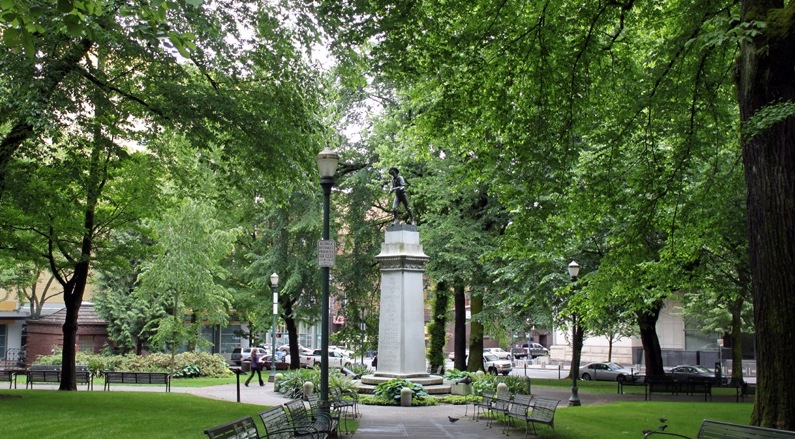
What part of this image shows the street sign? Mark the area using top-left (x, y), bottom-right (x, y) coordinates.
top-left (318, 240), bottom-right (336, 267)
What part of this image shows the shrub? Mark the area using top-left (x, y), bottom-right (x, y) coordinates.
top-left (32, 351), bottom-right (232, 378)
top-left (347, 363), bottom-right (371, 376)
top-left (373, 379), bottom-right (429, 402)
top-left (275, 368), bottom-right (357, 398)
top-left (470, 373), bottom-right (531, 395)
top-left (438, 394), bottom-right (481, 405)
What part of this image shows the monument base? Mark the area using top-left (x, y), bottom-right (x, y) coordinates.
top-left (356, 373), bottom-right (451, 395)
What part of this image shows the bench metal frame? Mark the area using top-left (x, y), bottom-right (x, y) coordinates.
top-left (203, 416), bottom-right (260, 439)
top-left (26, 365), bottom-right (93, 390)
top-left (103, 371), bottom-right (171, 392)
top-left (644, 419), bottom-right (795, 439)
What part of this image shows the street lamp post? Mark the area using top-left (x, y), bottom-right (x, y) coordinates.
top-left (270, 272), bottom-right (279, 383)
top-left (567, 260), bottom-right (581, 407)
top-left (316, 147), bottom-right (339, 409)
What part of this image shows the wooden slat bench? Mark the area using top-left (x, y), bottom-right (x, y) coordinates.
top-left (306, 394), bottom-right (343, 435)
top-left (645, 376), bottom-right (680, 400)
top-left (644, 376), bottom-right (712, 401)
top-left (524, 397), bottom-right (560, 435)
top-left (681, 378), bottom-right (712, 401)
top-left (644, 419), bottom-right (795, 438)
top-left (258, 405), bottom-right (320, 439)
top-left (503, 394), bottom-right (536, 437)
top-left (26, 365), bottom-right (93, 390)
top-left (103, 371), bottom-right (171, 392)
top-left (203, 416), bottom-right (260, 439)
top-left (1, 369), bottom-right (20, 389)
top-left (283, 398), bottom-right (333, 439)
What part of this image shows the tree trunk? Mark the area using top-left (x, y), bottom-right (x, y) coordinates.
top-left (453, 284), bottom-right (467, 371)
top-left (568, 316), bottom-right (584, 380)
top-left (59, 259), bottom-right (90, 391)
top-left (607, 332), bottom-right (614, 363)
top-left (427, 281), bottom-right (449, 372)
top-left (636, 301), bottom-right (665, 377)
top-left (728, 296), bottom-right (744, 386)
top-left (467, 291), bottom-right (483, 373)
top-left (284, 299), bottom-right (300, 370)
top-left (739, 0), bottom-right (795, 429)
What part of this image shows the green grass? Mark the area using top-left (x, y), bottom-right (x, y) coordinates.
top-left (0, 390), bottom-right (263, 438)
top-left (523, 401), bottom-right (753, 438)
top-left (530, 378), bottom-right (742, 398)
top-left (170, 376), bottom-right (239, 387)
top-left (0, 387), bottom-right (751, 439)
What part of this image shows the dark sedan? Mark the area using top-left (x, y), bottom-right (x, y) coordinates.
top-left (668, 365), bottom-right (722, 383)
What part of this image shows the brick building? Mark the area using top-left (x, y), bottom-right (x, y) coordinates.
top-left (24, 304), bottom-right (109, 365)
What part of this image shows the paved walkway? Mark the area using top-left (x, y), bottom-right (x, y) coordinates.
top-left (181, 380), bottom-right (649, 438)
top-left (35, 377), bottom-right (740, 437)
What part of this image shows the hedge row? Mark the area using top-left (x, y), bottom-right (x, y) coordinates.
top-left (33, 351), bottom-right (233, 378)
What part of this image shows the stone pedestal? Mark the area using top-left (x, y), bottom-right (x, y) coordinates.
top-left (359, 224), bottom-right (448, 393)
top-left (373, 224), bottom-right (429, 376)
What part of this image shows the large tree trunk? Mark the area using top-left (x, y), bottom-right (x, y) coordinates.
top-left (466, 291), bottom-right (484, 373)
top-left (728, 296), bottom-right (745, 386)
top-left (568, 316), bottom-right (584, 380)
top-left (427, 281), bottom-right (449, 373)
top-left (284, 299), bottom-right (300, 370)
top-left (453, 284), bottom-right (467, 371)
top-left (738, 0), bottom-right (795, 429)
top-left (636, 301), bottom-right (665, 377)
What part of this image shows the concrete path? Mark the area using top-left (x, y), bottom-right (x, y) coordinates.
top-left (181, 381), bottom-right (645, 438)
top-left (32, 376), bottom-right (739, 437)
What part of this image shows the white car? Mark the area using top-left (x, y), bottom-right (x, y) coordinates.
top-left (311, 349), bottom-right (352, 369)
top-left (483, 347), bottom-right (512, 360)
top-left (329, 345), bottom-right (355, 357)
top-left (482, 354), bottom-right (513, 376)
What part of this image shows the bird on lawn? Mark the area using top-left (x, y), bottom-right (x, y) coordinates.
top-left (659, 418), bottom-right (668, 423)
top-left (659, 425), bottom-right (668, 431)
top-left (448, 416), bottom-right (459, 423)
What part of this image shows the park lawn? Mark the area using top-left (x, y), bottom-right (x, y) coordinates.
top-left (531, 401), bottom-right (753, 438)
top-left (1, 389), bottom-right (753, 439)
top-left (530, 378), bottom-right (742, 398)
top-left (0, 390), bottom-right (264, 438)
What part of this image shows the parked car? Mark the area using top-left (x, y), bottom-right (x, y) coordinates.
top-left (578, 362), bottom-right (634, 382)
top-left (668, 365), bottom-right (722, 383)
top-left (329, 345), bottom-right (355, 357)
top-left (513, 343), bottom-right (549, 359)
top-left (260, 354), bottom-right (290, 371)
top-left (482, 353), bottom-right (513, 376)
top-left (310, 349), bottom-right (352, 369)
top-left (483, 347), bottom-right (512, 360)
top-left (448, 349), bottom-right (469, 361)
top-left (289, 348), bottom-right (316, 368)
top-left (231, 347), bottom-right (259, 366)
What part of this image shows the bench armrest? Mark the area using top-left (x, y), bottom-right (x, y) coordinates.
top-left (643, 431), bottom-right (693, 439)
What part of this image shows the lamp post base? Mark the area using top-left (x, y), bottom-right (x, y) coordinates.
top-left (568, 385), bottom-right (581, 406)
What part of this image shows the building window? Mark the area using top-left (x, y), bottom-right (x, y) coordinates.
top-left (77, 336), bottom-right (94, 353)
top-left (0, 324), bottom-right (6, 358)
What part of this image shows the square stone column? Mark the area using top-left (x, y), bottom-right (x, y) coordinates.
top-left (374, 224), bottom-right (429, 377)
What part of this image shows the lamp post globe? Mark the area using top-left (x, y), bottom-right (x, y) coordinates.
top-left (270, 272), bottom-right (279, 382)
top-left (316, 147), bottom-right (338, 409)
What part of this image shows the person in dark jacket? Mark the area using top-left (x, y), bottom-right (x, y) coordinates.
top-left (244, 348), bottom-right (265, 387)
